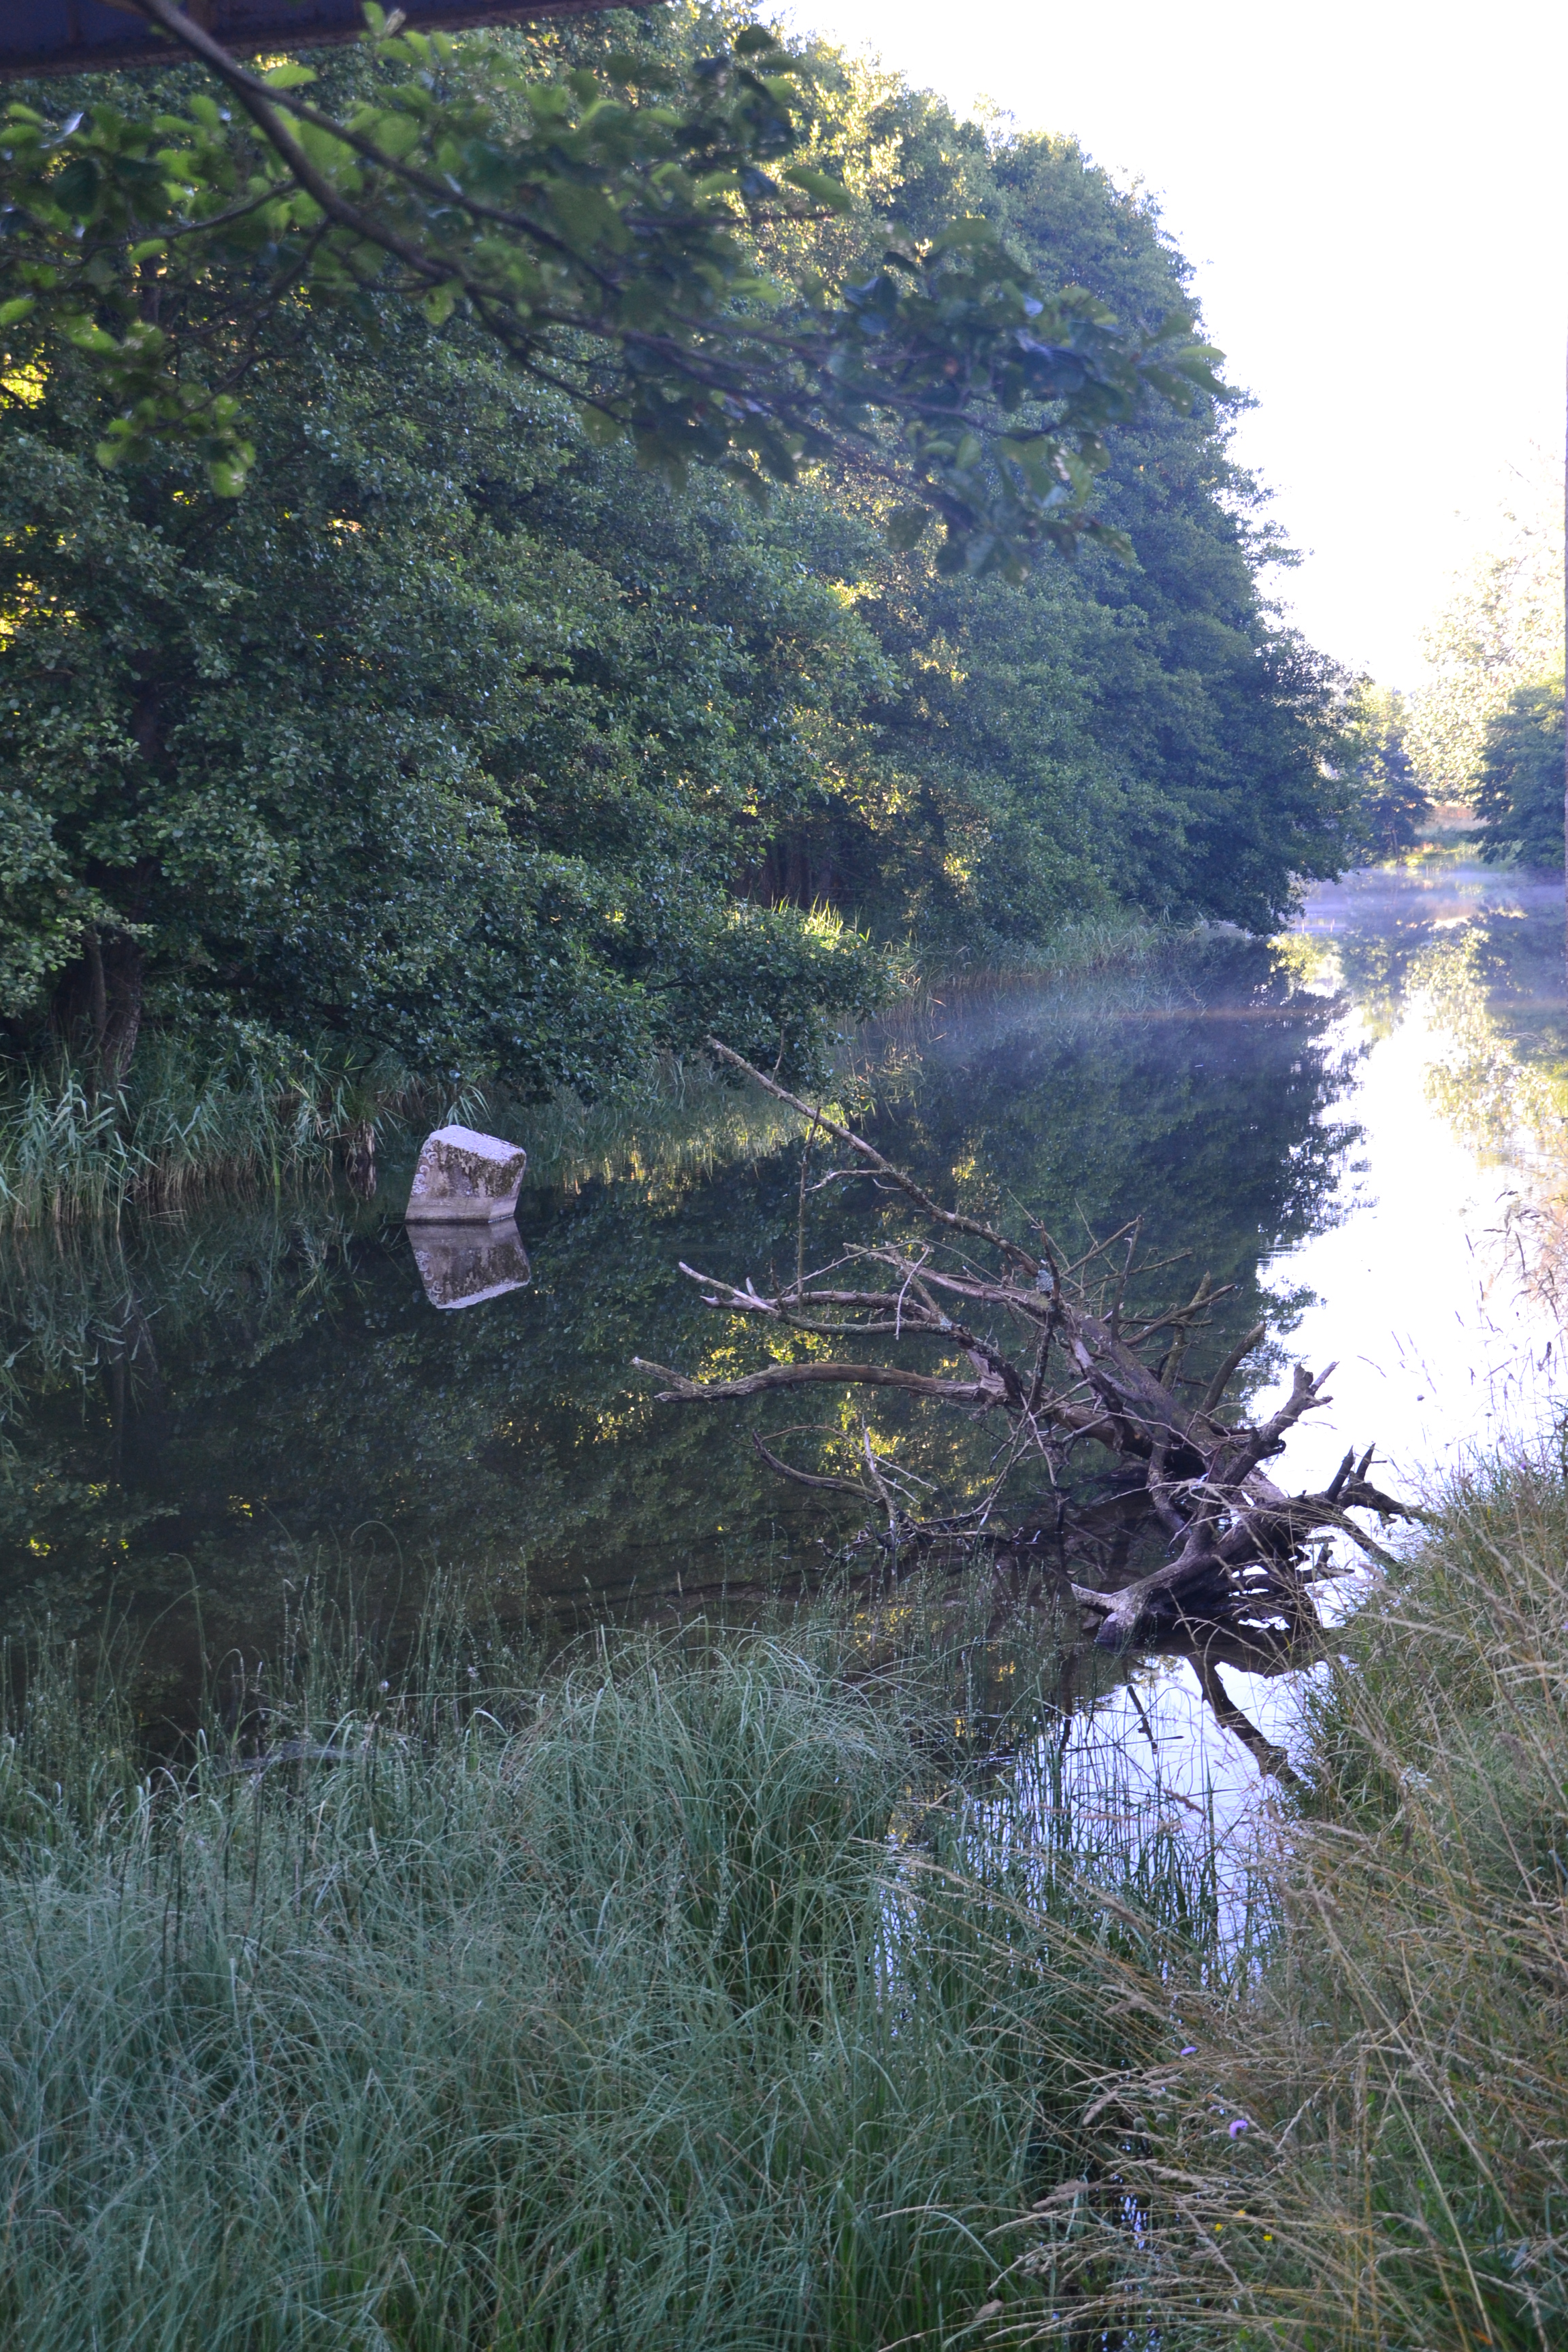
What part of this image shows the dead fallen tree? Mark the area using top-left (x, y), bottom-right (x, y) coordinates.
top-left (633, 1041), bottom-right (1418, 1777)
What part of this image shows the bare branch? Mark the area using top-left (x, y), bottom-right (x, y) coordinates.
top-left (630, 1357), bottom-right (1005, 1407)
top-left (705, 1039), bottom-right (1044, 1273)
top-left (1190, 1650), bottom-right (1303, 1786)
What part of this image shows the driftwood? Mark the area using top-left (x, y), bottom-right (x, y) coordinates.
top-left (634, 1041), bottom-right (1419, 1780)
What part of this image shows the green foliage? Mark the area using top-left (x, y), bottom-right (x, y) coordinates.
top-left (1473, 675), bottom-right (1565, 868)
top-left (1344, 683), bottom-right (1430, 858)
top-left (0, 302), bottom-right (887, 1094)
top-left (0, 7), bottom-right (1220, 573)
top-left (1408, 461), bottom-right (1564, 798)
top-left (742, 103), bottom-right (1360, 943)
top-left (0, 1587), bottom-right (1220, 2351)
top-left (0, 14), bottom-right (1357, 1114)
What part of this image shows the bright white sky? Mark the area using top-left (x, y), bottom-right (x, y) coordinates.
top-left (781, 0), bottom-right (1567, 690)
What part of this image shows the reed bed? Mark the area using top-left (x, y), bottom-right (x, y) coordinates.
top-left (1012, 1448), bottom-right (1568, 2349)
top-left (0, 1038), bottom-right (421, 1229)
top-left (0, 1582), bottom-right (1224, 2352)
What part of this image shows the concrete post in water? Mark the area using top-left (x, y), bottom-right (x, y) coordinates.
top-left (405, 1124), bottom-right (527, 1224)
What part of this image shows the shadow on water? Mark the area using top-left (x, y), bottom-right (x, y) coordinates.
top-left (0, 932), bottom-right (1367, 1715)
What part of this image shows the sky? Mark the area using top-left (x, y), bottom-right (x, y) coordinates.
top-left (781, 0), bottom-right (1567, 691)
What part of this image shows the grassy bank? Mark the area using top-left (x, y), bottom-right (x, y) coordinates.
top-left (1028, 1448), bottom-right (1568, 2349)
top-left (5, 1452), bottom-right (1563, 2348)
top-left (0, 1583), bottom-right (1220, 2351)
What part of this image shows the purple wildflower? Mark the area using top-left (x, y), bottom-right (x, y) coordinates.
top-left (1179, 2046), bottom-right (1197, 2057)
top-left (1228, 2118), bottom-right (1251, 2138)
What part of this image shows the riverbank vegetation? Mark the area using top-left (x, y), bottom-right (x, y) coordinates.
top-left (0, 1446), bottom-right (1563, 2346)
top-left (0, 913), bottom-right (1185, 1228)
top-left (0, 1575), bottom-right (1218, 2352)
top-left (1036, 1444), bottom-right (1568, 2349)
top-left (0, 1034), bottom-right (442, 1228)
top-left (2, 2), bottom-right (1366, 1203)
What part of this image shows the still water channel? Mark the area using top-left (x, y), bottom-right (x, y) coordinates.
top-left (3, 861), bottom-right (1565, 1752)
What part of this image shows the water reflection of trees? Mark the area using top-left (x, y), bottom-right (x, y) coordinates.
top-left (0, 938), bottom-right (1361, 1681)
top-left (1296, 886), bottom-right (1568, 1311)
top-left (1409, 924), bottom-right (1568, 1150)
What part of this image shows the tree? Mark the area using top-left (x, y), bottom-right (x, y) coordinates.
top-left (0, 297), bottom-right (887, 1093)
top-left (718, 94), bottom-right (1360, 944)
top-left (0, 12), bottom-right (1351, 1098)
top-left (1472, 677), bottom-right (1566, 869)
top-left (1407, 459), bottom-right (1565, 798)
top-left (1346, 685), bottom-right (1429, 858)
top-left (0, 5), bottom-right (1220, 574)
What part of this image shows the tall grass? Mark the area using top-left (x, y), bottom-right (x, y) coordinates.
top-left (0, 1582), bottom-right (1223, 2351)
top-left (0, 1036), bottom-right (420, 1229)
top-left (1014, 1448), bottom-right (1568, 2349)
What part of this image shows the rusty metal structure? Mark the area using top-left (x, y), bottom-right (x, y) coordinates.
top-left (1, 1), bottom-right (625, 80)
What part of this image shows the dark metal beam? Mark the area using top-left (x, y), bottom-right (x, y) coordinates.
top-left (1, 2), bottom-right (630, 81)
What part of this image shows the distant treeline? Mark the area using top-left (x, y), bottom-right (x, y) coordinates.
top-left (1402, 462), bottom-right (1565, 867)
top-left (1, 5), bottom-right (1365, 1107)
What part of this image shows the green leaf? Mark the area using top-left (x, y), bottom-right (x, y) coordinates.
top-left (0, 295), bottom-right (36, 328)
top-left (61, 316), bottom-right (119, 357)
top-left (371, 110), bottom-right (422, 161)
top-left (48, 157), bottom-right (100, 218)
top-left (205, 450), bottom-right (253, 497)
top-left (577, 402), bottom-right (625, 448)
top-left (261, 63), bottom-right (317, 91)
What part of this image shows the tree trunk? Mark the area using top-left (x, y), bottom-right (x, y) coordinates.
top-left (95, 929), bottom-right (144, 1095)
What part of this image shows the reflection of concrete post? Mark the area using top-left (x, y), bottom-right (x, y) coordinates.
top-left (405, 1126), bottom-right (526, 1222)
top-left (408, 1222), bottom-right (532, 1311)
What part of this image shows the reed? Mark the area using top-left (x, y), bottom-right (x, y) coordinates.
top-left (0, 1580), bottom-right (1224, 2351)
top-left (0, 1036), bottom-right (421, 1229)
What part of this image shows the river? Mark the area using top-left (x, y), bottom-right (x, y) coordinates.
top-left (3, 860), bottom-right (1563, 1751)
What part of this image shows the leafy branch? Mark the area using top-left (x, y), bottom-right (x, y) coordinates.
top-left (0, 3), bottom-right (1225, 570)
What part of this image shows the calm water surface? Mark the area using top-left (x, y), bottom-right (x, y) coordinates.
top-left (3, 862), bottom-right (1564, 1739)
top-left (1103, 858), bottom-right (1568, 1805)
